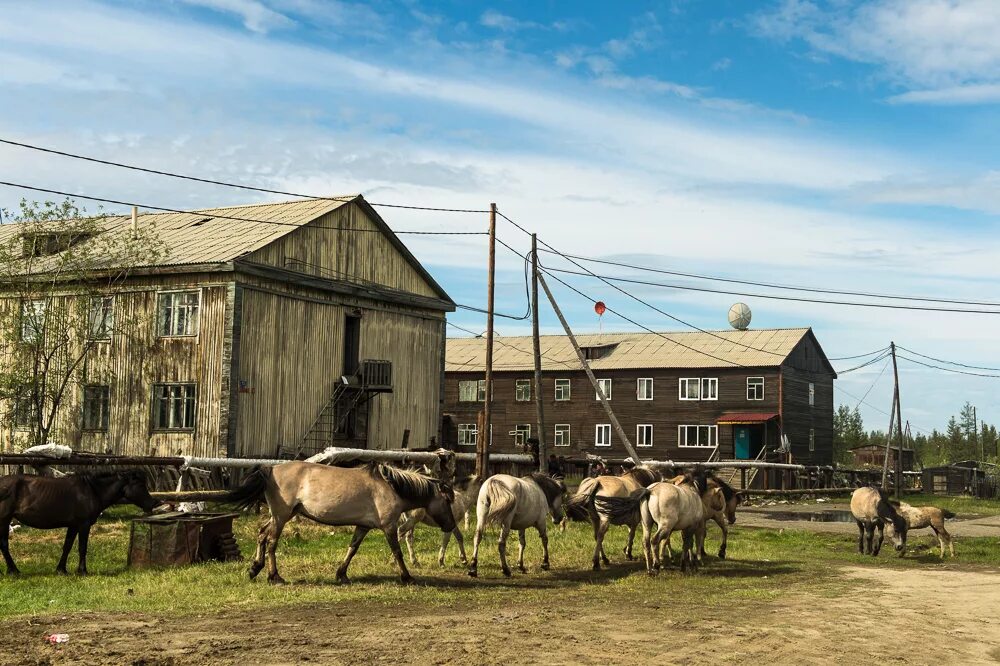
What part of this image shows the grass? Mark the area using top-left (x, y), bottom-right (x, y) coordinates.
top-left (1, 502), bottom-right (998, 620)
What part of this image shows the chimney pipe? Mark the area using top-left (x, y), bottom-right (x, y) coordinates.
top-left (131, 206), bottom-right (138, 239)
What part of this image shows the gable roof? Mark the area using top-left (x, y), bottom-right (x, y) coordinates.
top-left (0, 195), bottom-right (452, 303)
top-left (446, 327), bottom-right (828, 373)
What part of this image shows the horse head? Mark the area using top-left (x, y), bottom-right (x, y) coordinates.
top-left (118, 471), bottom-right (161, 513)
top-left (888, 510), bottom-right (908, 555)
top-left (426, 482), bottom-right (458, 534)
top-left (530, 473), bottom-right (567, 523)
top-left (704, 486), bottom-right (726, 514)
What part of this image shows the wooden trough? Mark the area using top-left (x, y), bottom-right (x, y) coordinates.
top-left (128, 512), bottom-right (242, 568)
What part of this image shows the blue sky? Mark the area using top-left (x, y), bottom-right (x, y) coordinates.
top-left (1, 0), bottom-right (999, 434)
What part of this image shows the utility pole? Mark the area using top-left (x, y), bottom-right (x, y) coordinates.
top-left (891, 341), bottom-right (904, 499)
top-left (477, 203), bottom-right (496, 479)
top-left (537, 272), bottom-right (641, 464)
top-left (880, 392), bottom-right (897, 488)
top-left (530, 234), bottom-right (547, 473)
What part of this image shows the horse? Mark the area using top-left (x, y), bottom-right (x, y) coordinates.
top-left (663, 473), bottom-right (740, 560)
top-left (887, 502), bottom-right (956, 558)
top-left (225, 461), bottom-right (456, 584)
top-left (849, 486), bottom-right (908, 556)
top-left (398, 475), bottom-right (483, 566)
top-left (467, 473), bottom-right (566, 578)
top-left (564, 465), bottom-right (661, 570)
top-left (0, 471), bottom-right (160, 576)
top-left (639, 470), bottom-right (725, 575)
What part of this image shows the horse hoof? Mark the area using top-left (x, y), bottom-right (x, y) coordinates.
top-left (56, 568), bottom-right (69, 576)
top-left (541, 562), bottom-right (550, 571)
top-left (268, 575), bottom-right (286, 586)
top-left (592, 562), bottom-right (601, 571)
top-left (518, 566), bottom-right (528, 574)
top-left (336, 575), bottom-right (350, 584)
top-left (467, 570), bottom-right (478, 578)
top-left (502, 568), bottom-right (512, 578)
top-left (76, 570), bottom-right (88, 576)
top-left (400, 576), bottom-right (416, 585)
top-left (647, 570), bottom-right (658, 578)
top-left (248, 563), bottom-right (264, 580)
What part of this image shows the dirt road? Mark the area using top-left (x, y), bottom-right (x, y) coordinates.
top-left (2, 565), bottom-right (998, 665)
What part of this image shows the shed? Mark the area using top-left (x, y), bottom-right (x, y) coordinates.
top-left (921, 462), bottom-right (988, 496)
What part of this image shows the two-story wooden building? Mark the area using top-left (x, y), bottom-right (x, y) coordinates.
top-left (444, 328), bottom-right (836, 465)
top-left (0, 196), bottom-right (454, 459)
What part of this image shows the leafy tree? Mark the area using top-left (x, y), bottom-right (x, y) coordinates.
top-left (0, 199), bottom-right (166, 448)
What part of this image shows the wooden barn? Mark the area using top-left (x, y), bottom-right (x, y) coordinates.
top-left (444, 328), bottom-right (836, 465)
top-left (0, 196), bottom-right (454, 458)
top-left (921, 461), bottom-right (990, 496)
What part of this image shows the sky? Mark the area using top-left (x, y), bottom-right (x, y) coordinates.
top-left (1, 0), bottom-right (999, 435)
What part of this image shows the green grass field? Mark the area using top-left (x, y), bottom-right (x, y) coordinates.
top-left (2, 499), bottom-right (998, 620)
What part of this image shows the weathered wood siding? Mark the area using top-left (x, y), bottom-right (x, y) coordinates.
top-left (232, 277), bottom-right (445, 457)
top-left (780, 334), bottom-right (835, 465)
top-left (245, 203), bottom-right (440, 299)
top-left (444, 367), bottom-right (783, 462)
top-left (1, 275), bottom-right (231, 458)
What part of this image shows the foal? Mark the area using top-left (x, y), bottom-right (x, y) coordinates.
top-left (889, 503), bottom-right (956, 558)
top-left (640, 471), bottom-right (725, 574)
top-left (398, 475), bottom-right (482, 566)
top-left (850, 486), bottom-right (908, 556)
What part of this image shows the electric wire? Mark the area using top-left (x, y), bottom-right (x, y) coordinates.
top-left (896, 345), bottom-right (1000, 373)
top-left (896, 353), bottom-right (1000, 379)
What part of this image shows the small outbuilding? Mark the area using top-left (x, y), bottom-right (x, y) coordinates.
top-left (921, 461), bottom-right (991, 496)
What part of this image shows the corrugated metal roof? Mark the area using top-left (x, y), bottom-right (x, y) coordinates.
top-left (446, 328), bottom-right (813, 372)
top-left (0, 197), bottom-right (352, 268)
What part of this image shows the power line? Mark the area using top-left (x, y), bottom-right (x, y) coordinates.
top-left (446, 321), bottom-right (576, 369)
top-left (896, 352), bottom-right (1000, 379)
top-left (835, 350), bottom-right (892, 375)
top-left (536, 248), bottom-right (1000, 309)
top-left (829, 347), bottom-right (890, 361)
top-left (0, 138), bottom-right (490, 214)
top-left (543, 265), bottom-right (1000, 316)
top-left (855, 356), bottom-right (892, 409)
top-left (0, 181), bottom-right (487, 235)
top-left (896, 345), bottom-right (1000, 373)
top-left (834, 384), bottom-right (934, 436)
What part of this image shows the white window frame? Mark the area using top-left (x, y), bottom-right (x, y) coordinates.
top-left (514, 379), bottom-right (531, 402)
top-left (512, 424), bottom-right (531, 447)
top-left (747, 377), bottom-right (764, 401)
top-left (679, 377), bottom-right (701, 401)
top-left (700, 378), bottom-right (718, 401)
top-left (458, 423), bottom-right (477, 446)
top-left (152, 383), bottom-right (197, 431)
top-left (809, 382), bottom-right (815, 407)
top-left (596, 378), bottom-right (612, 401)
top-left (20, 299), bottom-right (46, 342)
top-left (637, 377), bottom-right (654, 401)
top-left (809, 428), bottom-right (816, 452)
top-left (156, 290), bottom-right (200, 338)
top-left (678, 424), bottom-right (718, 448)
top-left (595, 423), bottom-right (611, 447)
top-left (636, 424), bottom-right (653, 448)
top-left (88, 295), bottom-right (114, 341)
top-left (555, 378), bottom-right (571, 401)
top-left (554, 424), bottom-right (571, 447)
top-left (458, 379), bottom-right (487, 402)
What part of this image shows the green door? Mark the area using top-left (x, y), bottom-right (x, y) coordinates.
top-left (735, 427), bottom-right (750, 459)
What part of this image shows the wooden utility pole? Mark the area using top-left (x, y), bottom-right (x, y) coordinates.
top-left (891, 342), bottom-right (904, 499)
top-left (537, 273), bottom-right (641, 464)
top-left (530, 234), bottom-right (547, 472)
top-left (880, 392), bottom-right (897, 488)
top-left (476, 203), bottom-right (497, 478)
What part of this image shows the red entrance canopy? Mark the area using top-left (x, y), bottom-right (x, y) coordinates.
top-left (716, 412), bottom-right (779, 425)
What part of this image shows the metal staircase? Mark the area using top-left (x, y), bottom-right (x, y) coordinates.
top-left (287, 360), bottom-right (393, 458)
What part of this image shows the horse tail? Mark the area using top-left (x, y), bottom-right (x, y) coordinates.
top-left (564, 481), bottom-right (600, 522)
top-left (481, 479), bottom-right (518, 528)
top-left (941, 508), bottom-right (956, 520)
top-left (221, 466), bottom-right (270, 511)
top-left (593, 487), bottom-right (650, 525)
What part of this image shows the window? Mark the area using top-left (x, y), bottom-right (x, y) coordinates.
top-left (700, 378), bottom-right (718, 401)
top-left (637, 424), bottom-right (653, 448)
top-left (679, 378), bottom-right (700, 400)
top-left (458, 379), bottom-right (486, 402)
top-left (637, 378), bottom-right (654, 401)
top-left (809, 428), bottom-right (815, 452)
top-left (152, 383), bottom-right (197, 430)
top-left (555, 379), bottom-right (571, 401)
top-left (595, 424), bottom-right (611, 447)
top-left (933, 474), bottom-right (947, 493)
top-left (678, 424), bottom-right (718, 448)
top-left (83, 385), bottom-right (110, 431)
top-left (458, 423), bottom-right (477, 446)
top-left (515, 379), bottom-right (531, 402)
top-left (20, 299), bottom-right (46, 341)
top-left (596, 378), bottom-right (612, 401)
top-left (554, 424), bottom-right (571, 447)
top-left (512, 424), bottom-right (531, 447)
top-left (808, 382), bottom-right (815, 407)
top-left (13, 394), bottom-right (36, 430)
top-left (747, 377), bottom-right (764, 401)
top-left (157, 291), bottom-right (200, 337)
top-left (88, 296), bottom-right (114, 340)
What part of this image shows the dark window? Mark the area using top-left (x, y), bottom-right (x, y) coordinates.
top-left (152, 383), bottom-right (197, 430)
top-left (88, 296), bottom-right (114, 340)
top-left (157, 291), bottom-right (200, 337)
top-left (515, 379), bottom-right (531, 402)
top-left (83, 385), bottom-right (110, 431)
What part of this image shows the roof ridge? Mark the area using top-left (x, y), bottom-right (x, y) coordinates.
top-left (453, 327), bottom-right (811, 341)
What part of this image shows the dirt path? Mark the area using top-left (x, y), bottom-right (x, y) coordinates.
top-left (2, 565), bottom-right (998, 665)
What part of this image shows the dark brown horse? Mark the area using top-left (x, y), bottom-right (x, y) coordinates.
top-left (0, 471), bottom-right (160, 575)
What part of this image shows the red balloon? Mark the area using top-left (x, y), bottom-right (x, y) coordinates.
top-left (594, 301), bottom-right (606, 316)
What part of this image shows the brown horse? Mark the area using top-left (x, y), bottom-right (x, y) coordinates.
top-left (564, 465), bottom-right (661, 570)
top-left (0, 471), bottom-right (160, 575)
top-left (850, 486), bottom-right (908, 556)
top-left (889, 502), bottom-right (956, 558)
top-left (225, 461), bottom-right (455, 584)
top-left (398, 475), bottom-right (483, 566)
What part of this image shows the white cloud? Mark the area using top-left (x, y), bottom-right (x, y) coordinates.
top-left (177, 0), bottom-right (293, 33)
top-left (753, 0), bottom-right (1000, 104)
top-left (480, 9), bottom-right (539, 32)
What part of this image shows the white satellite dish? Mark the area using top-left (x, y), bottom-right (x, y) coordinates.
top-left (728, 302), bottom-right (752, 330)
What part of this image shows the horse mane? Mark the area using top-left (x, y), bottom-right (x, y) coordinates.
top-left (527, 473), bottom-right (565, 504)
top-left (706, 472), bottom-right (736, 502)
top-left (872, 486), bottom-right (908, 533)
top-left (75, 469), bottom-right (146, 491)
top-left (679, 468), bottom-right (709, 495)
top-left (368, 462), bottom-right (439, 501)
top-left (624, 466), bottom-right (659, 486)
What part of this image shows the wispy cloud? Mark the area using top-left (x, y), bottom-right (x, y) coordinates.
top-left (177, 0), bottom-right (293, 33)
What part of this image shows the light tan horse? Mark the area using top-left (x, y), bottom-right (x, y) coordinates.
top-left (398, 476), bottom-right (483, 566)
top-left (887, 503), bottom-right (956, 558)
top-left (849, 486), bottom-right (907, 556)
top-left (639, 470), bottom-right (725, 574)
top-left (564, 466), bottom-right (662, 570)
top-left (662, 473), bottom-right (740, 561)
top-left (468, 473), bottom-right (566, 578)
top-left (225, 462), bottom-right (455, 584)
